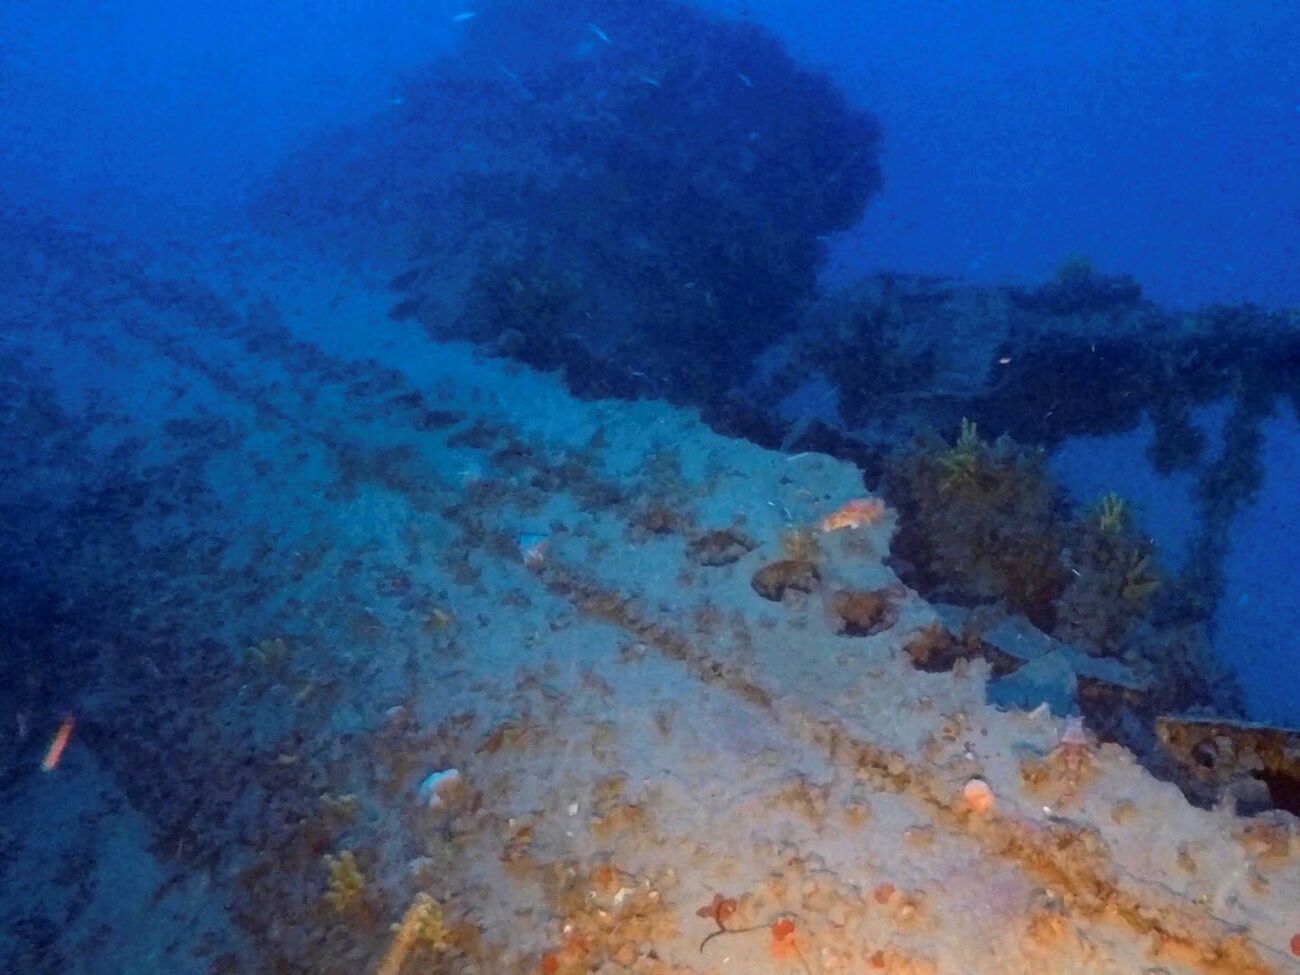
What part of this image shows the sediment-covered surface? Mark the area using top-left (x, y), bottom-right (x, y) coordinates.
top-left (2, 218), bottom-right (1298, 974)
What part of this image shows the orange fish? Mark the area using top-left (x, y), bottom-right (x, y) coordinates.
top-left (41, 715), bottom-right (75, 772)
top-left (818, 497), bottom-right (887, 533)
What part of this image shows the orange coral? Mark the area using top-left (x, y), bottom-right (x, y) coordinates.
top-left (770, 918), bottom-right (799, 961)
top-left (539, 931), bottom-right (590, 975)
top-left (818, 497), bottom-right (887, 532)
top-left (962, 777), bottom-right (995, 815)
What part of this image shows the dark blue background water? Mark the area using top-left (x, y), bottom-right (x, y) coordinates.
top-left (3, 0), bottom-right (1297, 306)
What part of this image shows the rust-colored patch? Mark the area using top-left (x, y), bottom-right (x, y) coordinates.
top-left (751, 559), bottom-right (820, 601)
top-left (687, 528), bottom-right (755, 566)
top-left (827, 586), bottom-right (902, 637)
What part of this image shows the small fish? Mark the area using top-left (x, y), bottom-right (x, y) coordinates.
top-left (638, 75), bottom-right (661, 87)
top-left (818, 497), bottom-right (888, 533)
top-left (588, 21), bottom-right (611, 44)
top-left (451, 11), bottom-right (476, 22)
top-left (736, 71), bottom-right (753, 88)
top-left (41, 715), bottom-right (75, 772)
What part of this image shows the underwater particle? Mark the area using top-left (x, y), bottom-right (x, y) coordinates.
top-left (418, 768), bottom-right (463, 810)
top-left (963, 777), bottom-right (995, 815)
top-left (818, 497), bottom-right (887, 533)
top-left (41, 714), bottom-right (75, 772)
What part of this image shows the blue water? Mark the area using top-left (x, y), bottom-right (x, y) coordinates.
top-left (3, 1), bottom-right (1297, 304)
